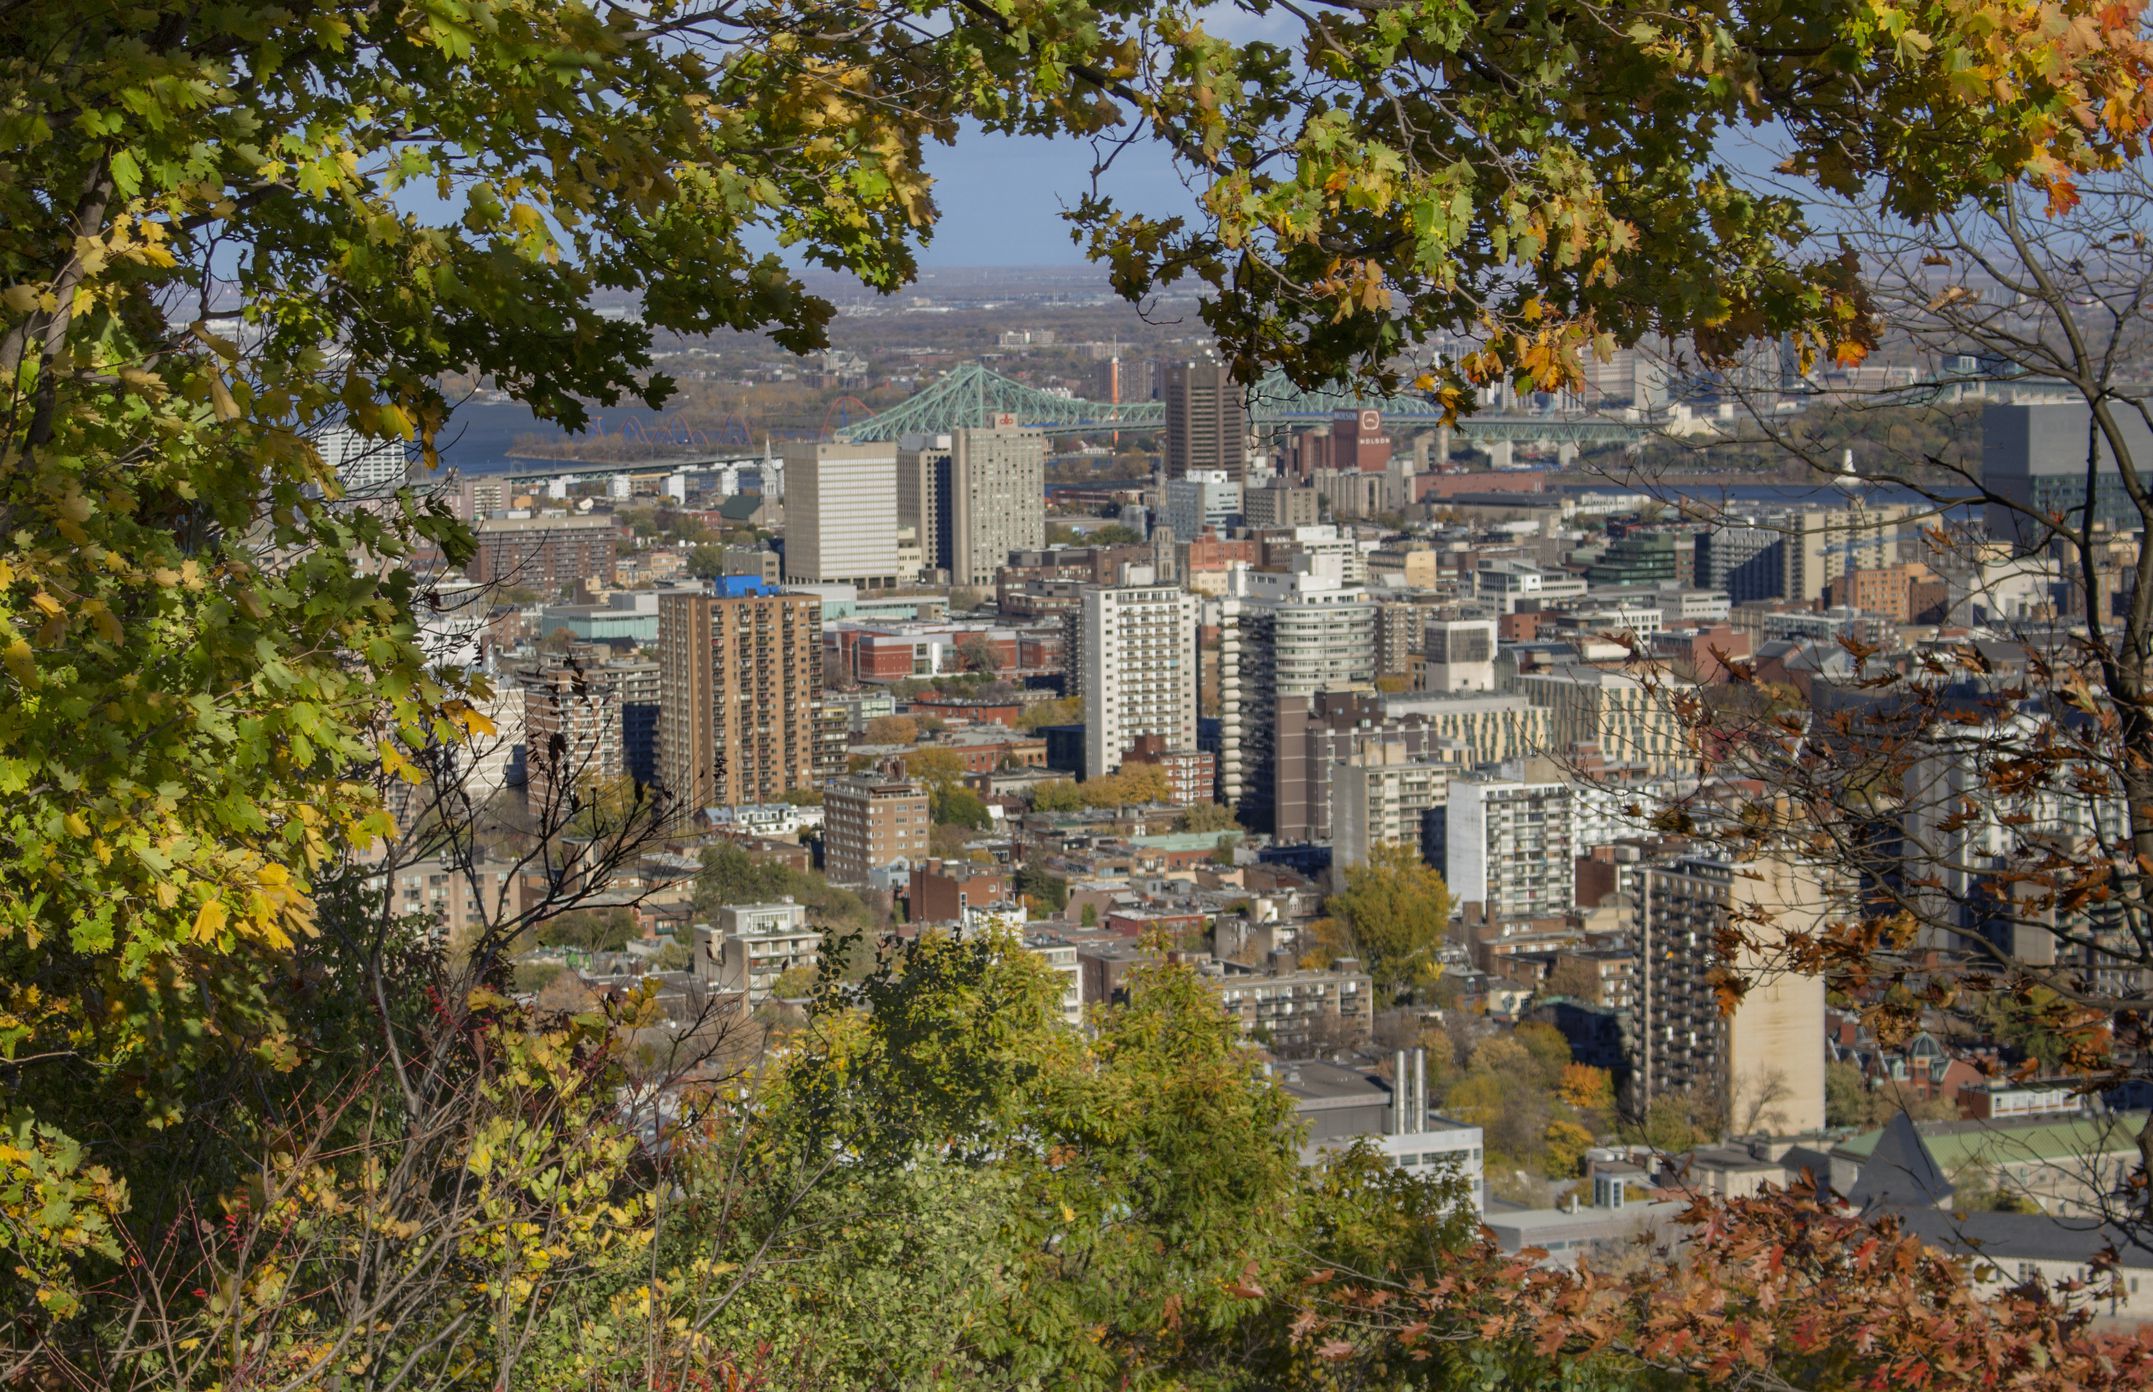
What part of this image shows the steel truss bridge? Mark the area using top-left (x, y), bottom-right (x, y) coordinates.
top-left (832, 361), bottom-right (1644, 446)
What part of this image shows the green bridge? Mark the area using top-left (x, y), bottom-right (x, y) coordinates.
top-left (832, 361), bottom-right (1644, 446)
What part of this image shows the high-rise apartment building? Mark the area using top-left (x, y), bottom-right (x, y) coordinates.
top-left (898, 426), bottom-right (1048, 587)
top-left (657, 578), bottom-right (824, 813)
top-left (784, 441), bottom-right (899, 586)
top-left (1080, 582), bottom-right (1200, 779)
top-left (1441, 776), bottom-right (1576, 920)
top-left (610, 658), bottom-right (661, 788)
top-left (467, 514), bottom-right (618, 593)
top-left (520, 662), bottom-right (625, 818)
top-left (1331, 741), bottom-right (1454, 885)
top-left (1215, 558), bottom-right (1377, 831)
top-left (1162, 356), bottom-right (1248, 481)
top-left (823, 776), bottom-right (931, 886)
top-left (1632, 855), bottom-right (1829, 1136)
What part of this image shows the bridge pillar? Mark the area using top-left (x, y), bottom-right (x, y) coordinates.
top-left (548, 476), bottom-right (572, 499)
top-left (1557, 441), bottom-right (1579, 469)
top-left (1487, 439), bottom-right (1515, 470)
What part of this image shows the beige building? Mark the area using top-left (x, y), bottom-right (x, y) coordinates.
top-left (657, 584), bottom-right (823, 813)
top-left (1366, 544), bottom-right (1440, 590)
top-left (1383, 692), bottom-right (1551, 767)
top-left (785, 442), bottom-right (899, 586)
top-left (1244, 482), bottom-right (1322, 529)
top-left (1633, 854), bottom-right (1829, 1137)
top-left (520, 661), bottom-right (625, 817)
top-left (823, 776), bottom-right (931, 886)
top-left (898, 426), bottom-right (1047, 587)
top-left (1519, 665), bottom-right (1692, 773)
top-left (1208, 969), bottom-right (1373, 1052)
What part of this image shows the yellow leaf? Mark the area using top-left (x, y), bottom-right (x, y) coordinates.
top-left (192, 898), bottom-right (229, 943)
top-left (2, 638), bottom-right (34, 686)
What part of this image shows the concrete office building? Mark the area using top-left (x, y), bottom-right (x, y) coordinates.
top-left (1696, 523), bottom-right (1784, 603)
top-left (784, 441), bottom-right (899, 586)
top-left (1422, 618), bottom-right (1498, 693)
top-left (898, 426), bottom-right (1047, 587)
top-left (1442, 776), bottom-right (1576, 920)
top-left (1215, 558), bottom-right (1377, 831)
top-left (823, 776), bottom-right (932, 886)
top-left (1633, 855), bottom-right (1830, 1136)
top-left (657, 579), bottom-right (824, 813)
top-left (1163, 356), bottom-right (1248, 481)
top-left (1984, 400), bottom-right (2153, 550)
top-left (1163, 468), bottom-right (1243, 541)
top-left (1244, 482), bottom-right (1323, 529)
top-left (1080, 583), bottom-right (1200, 778)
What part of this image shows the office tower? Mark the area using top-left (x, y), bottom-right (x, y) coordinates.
top-left (1441, 776), bottom-right (1577, 920)
top-left (1163, 468), bottom-right (1242, 541)
top-left (657, 578), bottom-right (824, 813)
top-left (1984, 401), bottom-right (2153, 551)
top-left (823, 776), bottom-right (931, 886)
top-left (1244, 482), bottom-right (1322, 529)
top-left (520, 662), bottom-right (625, 818)
top-left (1080, 582), bottom-right (1200, 779)
top-left (1215, 558), bottom-right (1377, 831)
top-left (1696, 523), bottom-right (1784, 603)
top-left (1633, 854), bottom-right (1830, 1136)
top-left (1422, 619), bottom-right (1498, 693)
top-left (784, 441), bottom-right (899, 586)
top-left (901, 427), bottom-right (1048, 587)
top-left (1162, 356), bottom-right (1247, 481)
top-left (467, 514), bottom-right (618, 592)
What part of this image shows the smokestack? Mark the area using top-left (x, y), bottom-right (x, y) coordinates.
top-left (1412, 1046), bottom-right (1427, 1132)
top-left (1392, 1049), bottom-right (1408, 1136)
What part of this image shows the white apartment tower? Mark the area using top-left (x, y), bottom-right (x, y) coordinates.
top-left (1080, 583), bottom-right (1200, 779)
top-left (784, 441), bottom-right (899, 587)
top-left (1214, 556), bottom-right (1377, 831)
top-left (1443, 776), bottom-right (1577, 920)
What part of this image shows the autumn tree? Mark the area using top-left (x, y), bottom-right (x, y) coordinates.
top-left (1323, 843), bottom-right (1455, 998)
top-left (1031, 778), bottom-right (1087, 813)
top-left (866, 714), bottom-right (922, 746)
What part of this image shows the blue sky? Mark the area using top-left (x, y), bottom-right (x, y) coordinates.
top-left (913, 127), bottom-right (1193, 267)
